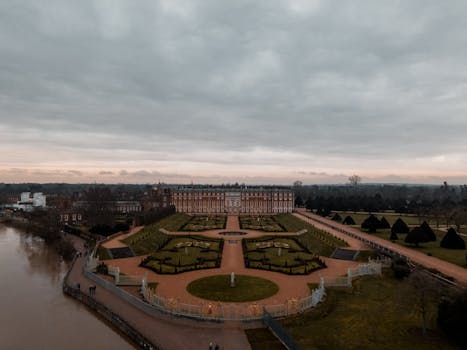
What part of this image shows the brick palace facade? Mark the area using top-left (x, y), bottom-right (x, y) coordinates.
top-left (170, 186), bottom-right (294, 214)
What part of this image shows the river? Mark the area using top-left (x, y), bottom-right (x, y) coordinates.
top-left (0, 225), bottom-right (134, 350)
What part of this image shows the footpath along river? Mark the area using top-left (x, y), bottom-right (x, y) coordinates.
top-left (0, 224), bottom-right (134, 350)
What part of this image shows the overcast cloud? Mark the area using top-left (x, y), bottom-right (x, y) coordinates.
top-left (1, 0), bottom-right (467, 184)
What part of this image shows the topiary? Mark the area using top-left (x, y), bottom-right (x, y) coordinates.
top-left (420, 221), bottom-right (436, 241)
top-left (379, 217), bottom-right (391, 229)
top-left (361, 214), bottom-right (380, 233)
top-left (342, 215), bottom-right (356, 225)
top-left (391, 218), bottom-right (410, 234)
top-left (405, 227), bottom-right (430, 247)
top-left (440, 228), bottom-right (466, 250)
top-left (331, 213), bottom-right (342, 222)
top-left (389, 231), bottom-right (398, 241)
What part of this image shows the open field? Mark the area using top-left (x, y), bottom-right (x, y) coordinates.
top-left (187, 274), bottom-right (279, 302)
top-left (181, 215), bottom-right (227, 231)
top-left (140, 236), bottom-right (223, 274)
top-left (372, 229), bottom-right (467, 268)
top-left (247, 273), bottom-right (460, 350)
top-left (243, 237), bottom-right (325, 275)
top-left (239, 216), bottom-right (285, 232)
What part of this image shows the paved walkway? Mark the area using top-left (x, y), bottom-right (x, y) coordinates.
top-left (107, 215), bottom-right (359, 306)
top-left (102, 226), bottom-right (144, 249)
top-left (67, 237), bottom-right (253, 350)
top-left (296, 209), bottom-right (467, 286)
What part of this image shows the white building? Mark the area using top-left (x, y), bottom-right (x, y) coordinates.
top-left (12, 192), bottom-right (47, 212)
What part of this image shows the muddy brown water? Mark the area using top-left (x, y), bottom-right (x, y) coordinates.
top-left (0, 225), bottom-right (134, 350)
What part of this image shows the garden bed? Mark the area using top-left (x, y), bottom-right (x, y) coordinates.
top-left (140, 236), bottom-right (223, 274)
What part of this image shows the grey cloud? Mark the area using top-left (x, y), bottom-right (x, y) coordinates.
top-left (1, 1), bottom-right (467, 183)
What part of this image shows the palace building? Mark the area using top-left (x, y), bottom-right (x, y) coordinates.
top-left (170, 186), bottom-right (294, 214)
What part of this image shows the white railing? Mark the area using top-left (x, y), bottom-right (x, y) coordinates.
top-left (324, 261), bottom-right (383, 288)
top-left (84, 254), bottom-right (381, 322)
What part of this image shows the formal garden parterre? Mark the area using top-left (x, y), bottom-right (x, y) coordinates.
top-left (242, 236), bottom-right (326, 275)
top-left (181, 215), bottom-right (227, 232)
top-left (140, 236), bottom-right (223, 274)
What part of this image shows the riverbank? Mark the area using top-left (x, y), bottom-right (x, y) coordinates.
top-left (0, 215), bottom-right (76, 260)
top-left (0, 225), bottom-right (133, 349)
top-left (65, 236), bottom-right (253, 350)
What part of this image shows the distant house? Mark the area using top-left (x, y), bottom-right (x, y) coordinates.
top-left (59, 211), bottom-right (83, 225)
top-left (114, 201), bottom-right (142, 213)
top-left (10, 192), bottom-right (47, 212)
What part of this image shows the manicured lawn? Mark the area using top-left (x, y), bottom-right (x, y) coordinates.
top-left (96, 245), bottom-right (112, 260)
top-left (122, 213), bottom-right (191, 255)
top-left (140, 236), bottom-right (223, 274)
top-left (248, 273), bottom-right (460, 350)
top-left (181, 215), bottom-right (227, 231)
top-left (243, 237), bottom-right (325, 275)
top-left (273, 214), bottom-right (348, 257)
top-left (373, 229), bottom-right (467, 268)
top-left (245, 328), bottom-right (285, 350)
top-left (187, 275), bottom-right (279, 302)
top-left (240, 216), bottom-right (285, 232)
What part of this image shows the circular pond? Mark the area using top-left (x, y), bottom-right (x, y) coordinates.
top-left (187, 274), bottom-right (279, 302)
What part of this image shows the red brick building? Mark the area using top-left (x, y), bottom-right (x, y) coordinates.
top-left (171, 186), bottom-right (294, 214)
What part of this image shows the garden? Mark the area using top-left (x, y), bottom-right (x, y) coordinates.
top-left (181, 215), bottom-right (227, 231)
top-left (140, 236), bottom-right (223, 274)
top-left (122, 213), bottom-right (192, 255)
top-left (243, 237), bottom-right (326, 275)
top-left (239, 216), bottom-right (285, 232)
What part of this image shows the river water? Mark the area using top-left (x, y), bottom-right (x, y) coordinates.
top-left (0, 225), bottom-right (134, 350)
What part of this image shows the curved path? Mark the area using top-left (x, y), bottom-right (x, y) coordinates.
top-left (106, 215), bottom-right (360, 306)
top-left (67, 237), bottom-right (252, 350)
top-left (296, 209), bottom-right (467, 286)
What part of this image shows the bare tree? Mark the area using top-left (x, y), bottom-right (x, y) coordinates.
top-left (405, 269), bottom-right (441, 335)
top-left (348, 174), bottom-right (362, 186)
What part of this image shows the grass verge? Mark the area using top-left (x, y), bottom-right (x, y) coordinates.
top-left (187, 275), bottom-right (279, 302)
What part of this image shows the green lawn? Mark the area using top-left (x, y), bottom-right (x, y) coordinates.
top-left (96, 245), bottom-right (112, 260)
top-left (181, 215), bottom-right (227, 231)
top-left (187, 275), bottom-right (279, 302)
top-left (140, 236), bottom-right (223, 274)
top-left (272, 214), bottom-right (348, 257)
top-left (122, 213), bottom-right (191, 255)
top-left (372, 229), bottom-right (467, 268)
top-left (244, 237), bottom-right (325, 274)
top-left (240, 216), bottom-right (285, 232)
top-left (247, 273), bottom-right (460, 350)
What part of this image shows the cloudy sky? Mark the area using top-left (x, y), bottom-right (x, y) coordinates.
top-left (1, 0), bottom-right (467, 185)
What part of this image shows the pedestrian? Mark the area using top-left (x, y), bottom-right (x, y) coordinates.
top-left (209, 341), bottom-right (213, 350)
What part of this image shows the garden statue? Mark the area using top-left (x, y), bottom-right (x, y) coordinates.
top-left (231, 272), bottom-right (235, 287)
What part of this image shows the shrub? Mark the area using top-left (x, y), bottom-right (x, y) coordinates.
top-left (389, 231), bottom-right (398, 241)
top-left (420, 221), bottom-right (436, 241)
top-left (361, 214), bottom-right (380, 233)
top-left (391, 218), bottom-right (410, 234)
top-left (405, 227), bottom-right (430, 247)
top-left (440, 228), bottom-right (466, 250)
top-left (331, 213), bottom-right (342, 222)
top-left (342, 215), bottom-right (356, 225)
top-left (379, 217), bottom-right (391, 229)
